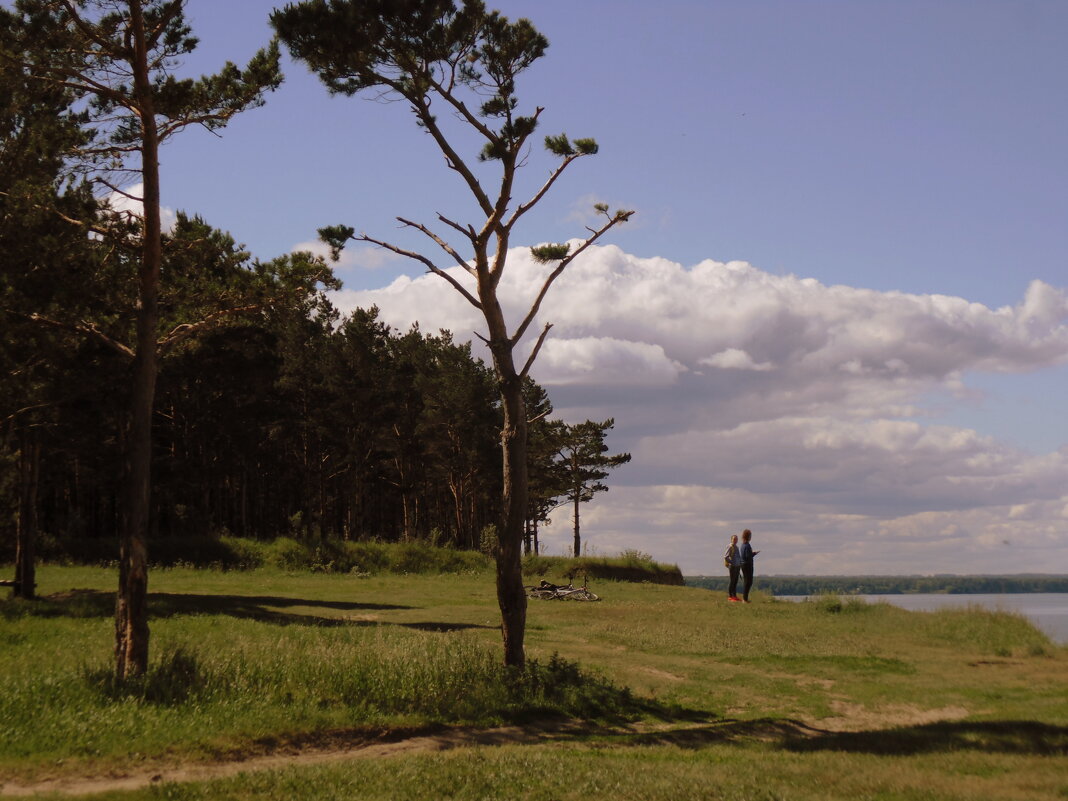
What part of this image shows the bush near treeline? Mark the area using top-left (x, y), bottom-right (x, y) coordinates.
top-left (3, 536), bottom-right (682, 583)
top-left (526, 550), bottom-right (684, 586)
top-left (686, 574), bottom-right (1068, 595)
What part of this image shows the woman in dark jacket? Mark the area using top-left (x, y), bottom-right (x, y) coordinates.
top-left (739, 529), bottom-right (760, 603)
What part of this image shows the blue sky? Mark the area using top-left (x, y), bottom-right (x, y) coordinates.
top-left (151, 0), bottom-right (1067, 573)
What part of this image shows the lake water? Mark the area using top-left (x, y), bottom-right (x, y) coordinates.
top-left (779, 593), bottom-right (1068, 644)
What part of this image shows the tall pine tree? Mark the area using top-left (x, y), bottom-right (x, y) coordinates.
top-left (0, 0), bottom-right (282, 679)
top-left (558, 419), bottom-right (630, 558)
top-left (273, 0), bottom-right (632, 667)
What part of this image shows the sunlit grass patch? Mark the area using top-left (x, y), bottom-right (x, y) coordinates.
top-left (0, 617), bottom-right (653, 772)
top-left (914, 605), bottom-right (1054, 657)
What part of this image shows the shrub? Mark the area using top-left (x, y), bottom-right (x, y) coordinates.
top-left (265, 537), bottom-right (310, 570)
top-left (808, 594), bottom-right (871, 614)
top-left (522, 552), bottom-right (684, 585)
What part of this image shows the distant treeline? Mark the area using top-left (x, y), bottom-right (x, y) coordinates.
top-left (2, 218), bottom-right (620, 560)
top-left (685, 575), bottom-right (1068, 595)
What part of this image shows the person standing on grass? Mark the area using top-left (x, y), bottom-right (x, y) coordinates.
top-left (724, 534), bottom-right (742, 602)
top-left (739, 529), bottom-right (760, 603)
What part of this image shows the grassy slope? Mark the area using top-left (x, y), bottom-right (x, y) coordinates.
top-left (2, 565), bottom-right (1067, 800)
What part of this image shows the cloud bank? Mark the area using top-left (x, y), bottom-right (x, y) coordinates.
top-left (333, 246), bottom-right (1068, 574)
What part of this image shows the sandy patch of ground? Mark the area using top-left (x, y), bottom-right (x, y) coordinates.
top-left (816, 701), bottom-right (971, 732)
top-left (638, 666), bottom-right (684, 681)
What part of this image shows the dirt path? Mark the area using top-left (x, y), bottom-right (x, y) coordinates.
top-left (0, 705), bottom-right (974, 798)
top-left (0, 724), bottom-right (559, 798)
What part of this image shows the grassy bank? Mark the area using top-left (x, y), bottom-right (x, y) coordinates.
top-left (1, 566), bottom-right (1066, 799)
top-left (25, 536), bottom-right (683, 584)
top-left (523, 549), bottom-right (684, 585)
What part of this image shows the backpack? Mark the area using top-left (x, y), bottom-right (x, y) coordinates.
top-left (724, 543), bottom-right (737, 568)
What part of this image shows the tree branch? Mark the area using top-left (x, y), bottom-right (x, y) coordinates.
top-left (4, 309), bottom-right (135, 359)
top-left (96, 177), bottom-right (142, 202)
top-left (519, 322), bottom-right (553, 380)
top-left (426, 73), bottom-right (498, 143)
top-left (436, 212), bottom-right (478, 253)
top-left (511, 210), bottom-right (634, 347)
top-left (356, 233), bottom-right (483, 311)
top-left (1, 402), bottom-right (55, 426)
top-left (145, 1), bottom-right (185, 50)
top-left (57, 0), bottom-right (122, 54)
top-left (397, 216), bottom-right (473, 275)
top-left (413, 99), bottom-right (494, 217)
top-left (156, 302), bottom-right (263, 355)
top-left (21, 70), bottom-right (130, 109)
top-left (479, 108), bottom-right (546, 254)
top-left (508, 152), bottom-right (582, 229)
top-left (527, 407), bottom-right (551, 424)
top-left (158, 264), bottom-right (334, 354)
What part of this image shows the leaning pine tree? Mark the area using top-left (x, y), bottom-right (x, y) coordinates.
top-left (0, 0), bottom-right (282, 680)
top-left (272, 0), bottom-right (632, 667)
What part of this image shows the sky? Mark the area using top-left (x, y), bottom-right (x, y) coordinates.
top-left (134, 0), bottom-right (1067, 575)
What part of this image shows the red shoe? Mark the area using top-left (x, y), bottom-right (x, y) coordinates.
top-left (728, 596), bottom-right (740, 602)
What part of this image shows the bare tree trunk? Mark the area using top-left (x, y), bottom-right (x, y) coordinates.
top-left (572, 485), bottom-right (581, 558)
top-left (15, 428), bottom-right (39, 600)
top-left (399, 484), bottom-right (415, 541)
top-left (496, 371), bottom-right (528, 668)
top-left (241, 464), bottom-right (248, 536)
top-left (116, 338), bottom-right (155, 679)
top-left (116, 0), bottom-right (160, 682)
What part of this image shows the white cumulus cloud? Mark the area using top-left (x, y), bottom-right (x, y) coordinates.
top-left (699, 348), bottom-right (774, 371)
top-left (332, 245), bottom-right (1068, 574)
top-left (538, 337), bottom-right (685, 386)
top-left (103, 183), bottom-right (176, 233)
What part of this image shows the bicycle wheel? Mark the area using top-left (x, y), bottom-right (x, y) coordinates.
top-left (563, 589), bottom-right (599, 601)
top-left (529, 588), bottom-right (556, 600)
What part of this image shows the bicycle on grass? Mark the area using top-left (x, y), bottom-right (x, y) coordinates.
top-left (526, 577), bottom-right (600, 601)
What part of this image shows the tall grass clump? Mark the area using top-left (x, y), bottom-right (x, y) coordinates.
top-left (83, 646), bottom-right (207, 705)
top-left (807, 594), bottom-right (873, 615)
top-left (188, 627), bottom-right (637, 722)
top-left (523, 551), bottom-right (684, 585)
top-left (0, 623), bottom-right (642, 767)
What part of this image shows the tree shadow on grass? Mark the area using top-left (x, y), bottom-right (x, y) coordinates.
top-left (780, 719), bottom-right (1068, 756)
top-left (151, 591), bottom-right (412, 622)
top-left (9, 589), bottom-right (491, 630)
top-left (581, 717), bottom-right (1068, 757)
top-left (589, 717), bottom-right (822, 748)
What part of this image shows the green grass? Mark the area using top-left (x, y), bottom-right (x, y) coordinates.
top-left (85, 743), bottom-right (1068, 801)
top-left (0, 568), bottom-right (646, 777)
top-left (1, 567), bottom-right (1066, 799)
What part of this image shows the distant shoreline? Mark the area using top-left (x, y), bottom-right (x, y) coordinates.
top-left (685, 574), bottom-right (1068, 595)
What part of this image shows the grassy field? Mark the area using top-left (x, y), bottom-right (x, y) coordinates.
top-left (1, 564), bottom-right (1066, 800)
